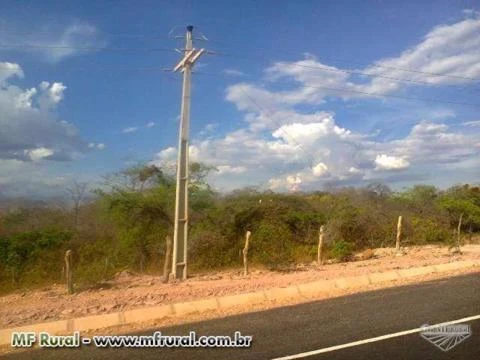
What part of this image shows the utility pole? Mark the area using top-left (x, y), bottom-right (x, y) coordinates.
top-left (171, 25), bottom-right (205, 280)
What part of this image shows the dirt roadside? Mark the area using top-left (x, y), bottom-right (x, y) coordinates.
top-left (1, 244), bottom-right (479, 331)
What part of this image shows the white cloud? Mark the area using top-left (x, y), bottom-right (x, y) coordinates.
top-left (429, 108), bottom-right (456, 119)
top-left (204, 123), bottom-right (218, 132)
top-left (0, 62), bottom-right (23, 82)
top-left (157, 146), bottom-right (177, 161)
top-left (357, 17), bottom-right (480, 93)
top-left (462, 120), bottom-right (480, 127)
top-left (223, 69), bottom-right (245, 77)
top-left (462, 9), bottom-right (480, 17)
top-left (88, 142), bottom-right (105, 150)
top-left (0, 159), bottom-right (74, 198)
top-left (48, 82), bottom-right (66, 103)
top-left (0, 63), bottom-right (84, 162)
top-left (154, 114), bottom-right (479, 192)
top-left (25, 147), bottom-right (54, 161)
top-left (224, 17), bottom-right (480, 111)
top-left (38, 82), bottom-right (67, 109)
top-left (217, 165), bottom-right (247, 174)
top-left (122, 127), bottom-right (138, 134)
top-left (312, 162), bottom-right (328, 177)
top-left (146, 121), bottom-right (155, 128)
top-left (0, 62), bottom-right (89, 196)
top-left (152, 17), bottom-right (480, 192)
top-left (0, 22), bottom-right (105, 63)
top-left (375, 154), bottom-right (410, 171)
top-left (286, 174), bottom-right (302, 192)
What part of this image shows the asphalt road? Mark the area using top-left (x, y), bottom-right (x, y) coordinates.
top-left (3, 272), bottom-right (479, 359)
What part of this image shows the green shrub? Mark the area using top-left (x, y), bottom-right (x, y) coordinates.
top-left (411, 217), bottom-right (450, 244)
top-left (252, 222), bottom-right (294, 269)
top-left (329, 240), bottom-right (353, 261)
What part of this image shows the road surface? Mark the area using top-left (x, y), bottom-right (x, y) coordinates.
top-left (4, 272), bottom-right (479, 359)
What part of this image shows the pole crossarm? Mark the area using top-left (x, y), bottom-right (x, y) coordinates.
top-left (173, 48), bottom-right (204, 72)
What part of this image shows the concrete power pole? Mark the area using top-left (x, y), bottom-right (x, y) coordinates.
top-left (171, 25), bottom-right (205, 280)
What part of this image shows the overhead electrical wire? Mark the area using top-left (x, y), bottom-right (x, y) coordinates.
top-left (236, 86), bottom-right (318, 168)
top-left (194, 71), bottom-right (480, 109)
top-left (205, 42), bottom-right (480, 83)
top-left (1, 25), bottom-right (478, 81)
top-left (0, 44), bottom-right (177, 53)
top-left (1, 28), bottom-right (478, 84)
top-left (0, 29), bottom-right (478, 107)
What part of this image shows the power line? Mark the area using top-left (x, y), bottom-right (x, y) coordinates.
top-left (0, 44), bottom-right (177, 53)
top-left (262, 61), bottom-right (479, 89)
top-left (210, 48), bottom-right (480, 83)
top-left (0, 64), bottom-right (173, 72)
top-left (195, 71), bottom-right (480, 108)
top-left (2, 25), bottom-right (478, 83)
top-left (0, 28), bottom-right (174, 40)
top-left (236, 87), bottom-right (319, 168)
top-left (297, 83), bottom-right (480, 108)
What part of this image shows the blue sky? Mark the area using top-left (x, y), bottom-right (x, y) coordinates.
top-left (0, 0), bottom-right (479, 197)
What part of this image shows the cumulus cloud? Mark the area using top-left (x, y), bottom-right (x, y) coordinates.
top-left (224, 17), bottom-right (480, 109)
top-left (312, 162), bottom-right (329, 177)
top-left (0, 64), bottom-right (97, 196)
top-left (356, 17), bottom-right (480, 94)
top-left (37, 81), bottom-right (67, 109)
top-left (0, 62), bottom-right (24, 82)
top-left (374, 154), bottom-right (410, 170)
top-left (154, 114), bottom-right (479, 192)
top-left (146, 121), bottom-right (155, 128)
top-left (0, 63), bottom-right (85, 162)
top-left (152, 16), bottom-right (480, 192)
top-left (25, 147), bottom-right (54, 161)
top-left (157, 146), bottom-right (177, 161)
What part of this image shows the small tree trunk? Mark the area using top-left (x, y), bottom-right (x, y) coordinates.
top-left (317, 225), bottom-right (325, 265)
top-left (163, 235), bottom-right (172, 283)
top-left (243, 231), bottom-right (251, 276)
top-left (103, 257), bottom-right (109, 280)
top-left (396, 216), bottom-right (402, 251)
top-left (65, 250), bottom-right (74, 294)
top-left (74, 207), bottom-right (79, 230)
top-left (455, 213), bottom-right (463, 252)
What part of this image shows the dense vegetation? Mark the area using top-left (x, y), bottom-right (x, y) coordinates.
top-left (0, 164), bottom-right (479, 294)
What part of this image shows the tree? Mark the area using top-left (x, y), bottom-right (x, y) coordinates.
top-left (66, 182), bottom-right (88, 229)
top-left (437, 184), bottom-right (480, 236)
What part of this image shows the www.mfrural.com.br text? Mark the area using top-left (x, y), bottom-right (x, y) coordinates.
top-left (11, 331), bottom-right (253, 349)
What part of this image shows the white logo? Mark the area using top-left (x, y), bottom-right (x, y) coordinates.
top-left (420, 323), bottom-right (472, 352)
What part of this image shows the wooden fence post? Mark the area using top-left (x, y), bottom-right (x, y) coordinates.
top-left (243, 231), bottom-right (251, 276)
top-left (396, 216), bottom-right (402, 252)
top-left (65, 250), bottom-right (73, 294)
top-left (163, 235), bottom-right (172, 283)
top-left (318, 225), bottom-right (325, 265)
